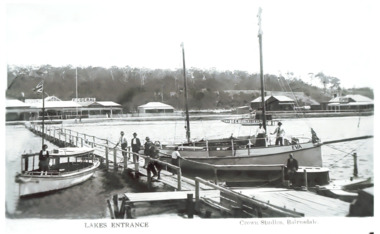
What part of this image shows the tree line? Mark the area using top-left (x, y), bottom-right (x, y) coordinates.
top-left (6, 65), bottom-right (373, 112)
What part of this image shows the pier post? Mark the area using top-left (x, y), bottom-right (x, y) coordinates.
top-left (353, 152), bottom-right (358, 177)
top-left (105, 146), bottom-right (109, 171)
top-left (126, 205), bottom-right (132, 219)
top-left (81, 138), bottom-right (83, 147)
top-left (186, 193), bottom-right (194, 218)
top-left (64, 131), bottom-right (67, 146)
top-left (303, 169), bottom-right (308, 190)
top-left (112, 194), bottom-right (119, 218)
top-left (147, 164), bottom-right (152, 189)
top-left (113, 148), bottom-right (118, 172)
top-left (213, 168), bottom-right (218, 185)
top-left (177, 167), bottom-right (182, 191)
top-left (106, 199), bottom-right (115, 219)
top-left (123, 150), bottom-right (128, 172)
top-left (195, 179), bottom-right (200, 204)
top-left (231, 139), bottom-right (235, 156)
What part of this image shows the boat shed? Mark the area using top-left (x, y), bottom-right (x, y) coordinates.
top-left (251, 95), bottom-right (295, 111)
top-left (327, 95), bottom-right (374, 111)
top-left (138, 102), bottom-right (174, 113)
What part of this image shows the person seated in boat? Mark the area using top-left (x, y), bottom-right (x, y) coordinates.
top-left (255, 123), bottom-right (267, 147)
top-left (39, 144), bottom-right (50, 175)
top-left (285, 153), bottom-right (299, 186)
top-left (271, 122), bottom-right (285, 146)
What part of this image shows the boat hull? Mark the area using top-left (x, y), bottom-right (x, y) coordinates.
top-left (161, 143), bottom-right (322, 168)
top-left (18, 161), bottom-right (100, 197)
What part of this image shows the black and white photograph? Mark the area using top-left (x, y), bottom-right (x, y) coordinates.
top-left (2, 0), bottom-right (378, 233)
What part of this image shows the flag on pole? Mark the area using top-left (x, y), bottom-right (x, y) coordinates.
top-left (33, 81), bottom-right (43, 93)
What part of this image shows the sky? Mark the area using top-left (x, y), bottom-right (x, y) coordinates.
top-left (2, 0), bottom-right (380, 88)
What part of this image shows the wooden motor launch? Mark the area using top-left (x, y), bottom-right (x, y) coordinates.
top-left (16, 147), bottom-right (100, 197)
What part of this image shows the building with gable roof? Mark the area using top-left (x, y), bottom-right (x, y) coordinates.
top-left (251, 95), bottom-right (295, 111)
top-left (138, 102), bottom-right (174, 113)
top-left (327, 94), bottom-right (374, 111)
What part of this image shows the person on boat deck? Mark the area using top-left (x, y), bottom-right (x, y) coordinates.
top-left (255, 123), bottom-right (267, 147)
top-left (286, 153), bottom-right (299, 185)
top-left (131, 132), bottom-right (142, 165)
top-left (39, 144), bottom-right (50, 175)
top-left (114, 131), bottom-right (128, 159)
top-left (271, 122), bottom-right (285, 146)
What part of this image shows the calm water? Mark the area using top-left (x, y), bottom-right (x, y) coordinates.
top-left (5, 116), bottom-right (374, 219)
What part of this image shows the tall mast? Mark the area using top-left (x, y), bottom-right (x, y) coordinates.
top-left (257, 7), bottom-right (267, 131)
top-left (181, 42), bottom-right (191, 143)
top-left (76, 67), bottom-right (78, 117)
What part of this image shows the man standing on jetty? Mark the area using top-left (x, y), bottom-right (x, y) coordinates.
top-left (286, 153), bottom-right (299, 186)
top-left (114, 131), bottom-right (128, 159)
top-left (131, 132), bottom-right (142, 169)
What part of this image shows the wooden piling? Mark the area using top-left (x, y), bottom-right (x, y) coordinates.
top-left (107, 199), bottom-right (115, 219)
top-left (177, 167), bottom-right (182, 191)
top-left (105, 146), bottom-right (109, 171)
top-left (126, 205), bottom-right (132, 219)
top-left (118, 198), bottom-right (127, 219)
top-left (303, 169), bottom-right (308, 190)
top-left (353, 152), bottom-right (358, 177)
top-left (113, 148), bottom-right (118, 172)
top-left (187, 193), bottom-right (194, 218)
top-left (213, 168), bottom-right (218, 184)
top-left (113, 194), bottom-right (119, 218)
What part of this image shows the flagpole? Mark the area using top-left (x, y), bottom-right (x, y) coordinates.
top-left (181, 42), bottom-right (191, 143)
top-left (42, 81), bottom-right (45, 147)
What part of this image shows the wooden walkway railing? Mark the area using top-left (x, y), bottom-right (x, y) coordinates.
top-left (27, 123), bottom-right (185, 191)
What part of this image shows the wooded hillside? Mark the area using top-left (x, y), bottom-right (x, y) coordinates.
top-left (6, 65), bottom-right (374, 112)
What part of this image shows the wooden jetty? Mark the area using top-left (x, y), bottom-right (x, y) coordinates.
top-left (113, 176), bottom-right (351, 219)
top-left (25, 122), bottom-right (366, 219)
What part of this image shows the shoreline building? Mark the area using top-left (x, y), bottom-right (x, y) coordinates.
top-left (6, 96), bottom-right (123, 121)
top-left (251, 95), bottom-right (295, 111)
top-left (327, 94), bottom-right (374, 111)
top-left (137, 102), bottom-right (175, 114)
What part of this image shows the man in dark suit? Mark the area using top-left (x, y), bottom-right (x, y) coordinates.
top-left (286, 153), bottom-right (299, 186)
top-left (131, 132), bottom-right (142, 166)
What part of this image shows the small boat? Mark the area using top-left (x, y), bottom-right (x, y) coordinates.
top-left (16, 147), bottom-right (100, 197)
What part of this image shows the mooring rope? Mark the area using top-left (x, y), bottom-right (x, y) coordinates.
top-left (327, 140), bottom-right (368, 165)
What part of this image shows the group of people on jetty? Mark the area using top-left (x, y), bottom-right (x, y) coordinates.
top-left (36, 121), bottom-right (301, 185)
top-left (113, 131), bottom-right (181, 180)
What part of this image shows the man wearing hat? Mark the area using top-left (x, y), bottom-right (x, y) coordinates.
top-left (286, 153), bottom-right (299, 186)
top-left (271, 122), bottom-right (285, 146)
top-left (131, 132), bottom-right (142, 166)
top-left (114, 131), bottom-right (128, 158)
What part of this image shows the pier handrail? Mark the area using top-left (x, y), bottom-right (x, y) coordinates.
top-left (194, 177), bottom-right (304, 218)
